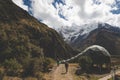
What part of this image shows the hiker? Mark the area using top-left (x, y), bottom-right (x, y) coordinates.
top-left (65, 62), bottom-right (69, 73)
top-left (56, 58), bottom-right (60, 66)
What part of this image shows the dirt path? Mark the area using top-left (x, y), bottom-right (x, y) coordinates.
top-left (98, 70), bottom-right (120, 80)
top-left (45, 64), bottom-right (80, 80)
top-left (53, 64), bottom-right (75, 80)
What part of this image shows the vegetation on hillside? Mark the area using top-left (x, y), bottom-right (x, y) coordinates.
top-left (0, 0), bottom-right (77, 79)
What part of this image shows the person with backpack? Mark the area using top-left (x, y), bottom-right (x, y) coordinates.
top-left (65, 62), bottom-right (69, 73)
top-left (56, 59), bottom-right (60, 66)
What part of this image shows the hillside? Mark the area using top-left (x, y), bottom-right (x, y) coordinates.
top-left (0, 0), bottom-right (76, 62)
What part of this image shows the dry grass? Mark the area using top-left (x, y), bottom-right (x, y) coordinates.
top-left (3, 76), bottom-right (38, 80)
top-left (3, 76), bottom-right (22, 80)
top-left (23, 77), bottom-right (37, 80)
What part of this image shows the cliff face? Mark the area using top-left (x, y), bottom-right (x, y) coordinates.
top-left (0, 0), bottom-right (75, 61)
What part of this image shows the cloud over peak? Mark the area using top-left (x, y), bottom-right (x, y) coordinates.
top-left (12, 0), bottom-right (120, 28)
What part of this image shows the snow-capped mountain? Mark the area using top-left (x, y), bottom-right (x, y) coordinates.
top-left (57, 23), bottom-right (120, 55)
top-left (56, 22), bottom-right (119, 43)
top-left (57, 23), bottom-right (99, 42)
top-left (11, 0), bottom-right (120, 55)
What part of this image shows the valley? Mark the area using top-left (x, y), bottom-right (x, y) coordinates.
top-left (0, 0), bottom-right (120, 80)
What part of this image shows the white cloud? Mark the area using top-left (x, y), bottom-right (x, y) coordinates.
top-left (29, 0), bottom-right (73, 28)
top-left (12, 0), bottom-right (28, 11)
top-left (12, 0), bottom-right (120, 28)
top-left (99, 0), bottom-right (115, 5)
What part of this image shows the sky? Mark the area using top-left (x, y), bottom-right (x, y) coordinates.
top-left (12, 0), bottom-right (120, 28)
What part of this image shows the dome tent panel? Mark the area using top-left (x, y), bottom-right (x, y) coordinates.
top-left (81, 45), bottom-right (111, 64)
top-left (79, 45), bottom-right (111, 73)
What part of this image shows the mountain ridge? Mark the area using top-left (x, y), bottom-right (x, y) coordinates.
top-left (57, 23), bottom-right (120, 55)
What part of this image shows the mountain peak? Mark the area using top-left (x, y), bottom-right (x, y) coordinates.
top-left (57, 22), bottom-right (120, 43)
top-left (57, 22), bottom-right (120, 55)
top-left (57, 22), bottom-right (103, 42)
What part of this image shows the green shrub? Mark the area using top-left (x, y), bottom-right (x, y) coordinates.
top-left (35, 72), bottom-right (44, 80)
top-left (0, 69), bottom-right (4, 80)
top-left (43, 58), bottom-right (55, 72)
top-left (23, 57), bottom-right (44, 77)
top-left (3, 58), bottom-right (22, 76)
top-left (79, 56), bottom-right (93, 71)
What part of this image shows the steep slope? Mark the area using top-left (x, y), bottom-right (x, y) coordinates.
top-left (58, 23), bottom-right (120, 55)
top-left (0, 0), bottom-right (75, 61)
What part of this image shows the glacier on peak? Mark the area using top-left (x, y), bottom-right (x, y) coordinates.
top-left (56, 22), bottom-right (102, 42)
top-left (55, 22), bottom-right (119, 43)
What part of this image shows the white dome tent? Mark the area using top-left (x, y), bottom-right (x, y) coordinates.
top-left (81, 45), bottom-right (111, 72)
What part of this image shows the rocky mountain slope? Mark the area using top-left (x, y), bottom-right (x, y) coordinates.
top-left (58, 23), bottom-right (120, 55)
top-left (0, 0), bottom-right (76, 61)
